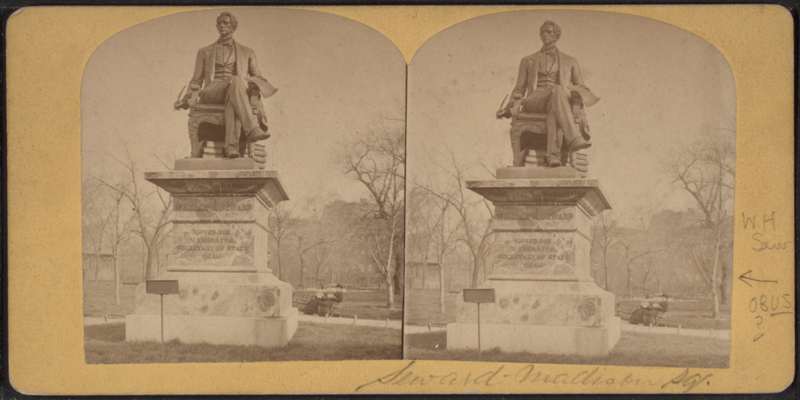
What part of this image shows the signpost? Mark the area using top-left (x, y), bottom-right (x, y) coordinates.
top-left (463, 288), bottom-right (496, 360)
top-left (146, 280), bottom-right (180, 343)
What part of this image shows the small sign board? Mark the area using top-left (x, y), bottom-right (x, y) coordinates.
top-left (146, 280), bottom-right (179, 295)
top-left (463, 288), bottom-right (495, 303)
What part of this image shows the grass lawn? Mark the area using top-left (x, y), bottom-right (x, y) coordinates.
top-left (84, 282), bottom-right (402, 321)
top-left (405, 330), bottom-right (729, 368)
top-left (404, 290), bottom-right (732, 331)
top-left (617, 299), bottom-right (732, 330)
top-left (295, 289), bottom-right (402, 320)
top-left (85, 321), bottom-right (402, 363)
top-left (83, 281), bottom-right (137, 317)
top-left (403, 289), bottom-right (459, 327)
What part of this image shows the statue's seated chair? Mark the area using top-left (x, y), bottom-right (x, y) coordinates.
top-left (507, 94), bottom-right (590, 177)
top-left (185, 84), bottom-right (268, 168)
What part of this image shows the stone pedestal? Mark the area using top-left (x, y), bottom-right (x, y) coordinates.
top-left (125, 159), bottom-right (298, 347)
top-left (447, 173), bottom-right (620, 357)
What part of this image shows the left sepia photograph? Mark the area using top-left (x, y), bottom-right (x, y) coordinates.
top-left (81, 8), bottom-right (406, 363)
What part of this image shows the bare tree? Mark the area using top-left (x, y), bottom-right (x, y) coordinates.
top-left (432, 198), bottom-right (462, 312)
top-left (412, 185), bottom-right (464, 313)
top-left (616, 212), bottom-right (671, 297)
top-left (617, 240), bottom-right (665, 298)
top-left (105, 186), bottom-right (137, 303)
top-left (415, 152), bottom-right (495, 289)
top-left (406, 187), bottom-right (438, 291)
top-left (310, 236), bottom-right (337, 285)
top-left (290, 222), bottom-right (339, 289)
top-left (341, 120), bottom-right (405, 309)
top-left (92, 146), bottom-right (173, 280)
top-left (591, 210), bottom-right (619, 291)
top-left (266, 202), bottom-right (295, 280)
top-left (82, 180), bottom-right (138, 302)
top-left (82, 180), bottom-right (110, 282)
top-left (670, 131), bottom-right (734, 319)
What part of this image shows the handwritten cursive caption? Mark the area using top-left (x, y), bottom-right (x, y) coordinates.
top-left (742, 212), bottom-right (791, 251)
top-left (356, 361), bottom-right (712, 393)
top-left (740, 272), bottom-right (792, 342)
top-left (740, 211), bottom-right (793, 342)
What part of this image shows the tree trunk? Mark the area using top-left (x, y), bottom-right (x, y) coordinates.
top-left (386, 275), bottom-right (395, 309)
top-left (711, 227), bottom-right (722, 319)
top-left (113, 256), bottom-right (120, 305)
top-left (275, 239), bottom-right (282, 280)
top-left (626, 265), bottom-right (632, 297)
top-left (438, 263), bottom-right (446, 313)
top-left (720, 261), bottom-right (732, 305)
top-left (141, 245), bottom-right (148, 282)
top-left (385, 229), bottom-right (396, 310)
top-left (393, 250), bottom-right (403, 295)
top-left (299, 258), bottom-right (305, 288)
top-left (712, 288), bottom-right (720, 319)
top-left (393, 268), bottom-right (402, 295)
top-left (470, 257), bottom-right (480, 288)
top-left (145, 248), bottom-right (158, 280)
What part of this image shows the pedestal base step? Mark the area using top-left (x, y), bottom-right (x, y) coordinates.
top-left (446, 317), bottom-right (620, 357)
top-left (126, 307), bottom-right (298, 347)
top-left (496, 167), bottom-right (581, 179)
top-left (175, 158), bottom-right (257, 170)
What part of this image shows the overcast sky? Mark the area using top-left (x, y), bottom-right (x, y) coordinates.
top-left (83, 9), bottom-right (736, 226)
top-left (82, 8), bottom-right (406, 212)
top-left (407, 10), bottom-right (736, 226)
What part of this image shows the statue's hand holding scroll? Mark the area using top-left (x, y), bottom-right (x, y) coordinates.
top-left (496, 94), bottom-right (511, 119)
top-left (173, 85), bottom-right (189, 110)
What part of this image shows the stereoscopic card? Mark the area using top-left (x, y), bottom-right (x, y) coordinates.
top-left (5, 5), bottom-right (794, 395)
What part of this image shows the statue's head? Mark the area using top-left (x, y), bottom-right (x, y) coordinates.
top-left (216, 12), bottom-right (238, 37)
top-left (539, 20), bottom-right (561, 46)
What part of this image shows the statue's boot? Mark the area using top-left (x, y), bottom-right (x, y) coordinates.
top-left (248, 127), bottom-right (270, 142)
top-left (569, 137), bottom-right (592, 151)
top-left (546, 157), bottom-right (562, 167)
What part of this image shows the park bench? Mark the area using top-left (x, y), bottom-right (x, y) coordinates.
top-left (616, 303), bottom-right (639, 321)
top-left (320, 300), bottom-right (342, 318)
top-left (617, 302), bottom-right (668, 327)
top-left (293, 293), bottom-right (343, 318)
top-left (292, 293), bottom-right (313, 310)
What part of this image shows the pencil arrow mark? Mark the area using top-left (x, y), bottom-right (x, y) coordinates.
top-left (753, 333), bottom-right (765, 342)
top-left (738, 270), bottom-right (778, 287)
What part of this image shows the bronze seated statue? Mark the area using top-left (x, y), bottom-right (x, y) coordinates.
top-left (502, 93), bottom-right (590, 177)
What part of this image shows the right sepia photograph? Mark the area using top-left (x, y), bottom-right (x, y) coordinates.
top-left (404, 10), bottom-right (735, 368)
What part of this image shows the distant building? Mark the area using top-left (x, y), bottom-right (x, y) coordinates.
top-left (82, 252), bottom-right (146, 283)
top-left (406, 261), bottom-right (440, 290)
top-left (83, 253), bottom-right (115, 281)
